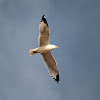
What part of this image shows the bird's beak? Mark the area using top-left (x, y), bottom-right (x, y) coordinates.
top-left (56, 46), bottom-right (60, 48)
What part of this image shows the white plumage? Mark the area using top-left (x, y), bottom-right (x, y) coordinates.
top-left (29, 15), bottom-right (60, 83)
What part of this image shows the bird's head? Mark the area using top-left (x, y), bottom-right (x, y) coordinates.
top-left (51, 45), bottom-right (60, 49)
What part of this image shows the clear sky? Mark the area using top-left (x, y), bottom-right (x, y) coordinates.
top-left (0, 0), bottom-right (100, 100)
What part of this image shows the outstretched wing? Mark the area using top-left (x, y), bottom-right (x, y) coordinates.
top-left (38, 15), bottom-right (50, 46)
top-left (41, 52), bottom-right (60, 83)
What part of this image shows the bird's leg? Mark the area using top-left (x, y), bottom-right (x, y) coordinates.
top-left (33, 50), bottom-right (38, 53)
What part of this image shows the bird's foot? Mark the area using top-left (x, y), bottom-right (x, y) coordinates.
top-left (33, 50), bottom-right (38, 53)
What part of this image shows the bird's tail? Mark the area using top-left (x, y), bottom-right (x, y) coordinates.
top-left (29, 48), bottom-right (39, 56)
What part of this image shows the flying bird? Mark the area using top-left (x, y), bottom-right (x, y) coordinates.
top-left (29, 15), bottom-right (60, 83)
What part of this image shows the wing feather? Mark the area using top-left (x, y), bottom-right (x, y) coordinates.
top-left (41, 52), bottom-right (60, 83)
top-left (38, 16), bottom-right (50, 46)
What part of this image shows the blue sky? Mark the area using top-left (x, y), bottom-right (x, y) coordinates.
top-left (0, 0), bottom-right (100, 100)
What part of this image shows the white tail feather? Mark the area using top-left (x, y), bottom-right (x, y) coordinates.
top-left (29, 48), bottom-right (38, 56)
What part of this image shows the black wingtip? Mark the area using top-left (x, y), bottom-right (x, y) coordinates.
top-left (55, 74), bottom-right (60, 83)
top-left (41, 15), bottom-right (48, 26)
top-left (42, 15), bottom-right (45, 18)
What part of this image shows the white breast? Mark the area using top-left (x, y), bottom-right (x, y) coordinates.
top-left (38, 45), bottom-right (54, 53)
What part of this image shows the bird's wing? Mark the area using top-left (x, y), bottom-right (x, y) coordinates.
top-left (38, 15), bottom-right (50, 46)
top-left (41, 52), bottom-right (60, 83)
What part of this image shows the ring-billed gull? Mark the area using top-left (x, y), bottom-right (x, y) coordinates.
top-left (29, 15), bottom-right (60, 83)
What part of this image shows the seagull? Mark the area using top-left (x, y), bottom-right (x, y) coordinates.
top-left (29, 15), bottom-right (60, 83)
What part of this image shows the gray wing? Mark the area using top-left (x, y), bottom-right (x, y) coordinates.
top-left (41, 52), bottom-right (60, 83)
top-left (38, 15), bottom-right (50, 46)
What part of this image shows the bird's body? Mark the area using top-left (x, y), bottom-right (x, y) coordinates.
top-left (29, 44), bottom-right (59, 54)
top-left (29, 15), bottom-right (60, 83)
